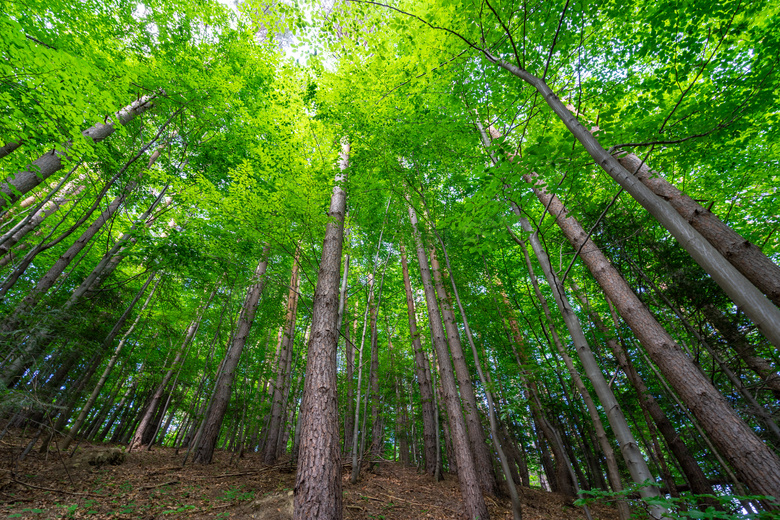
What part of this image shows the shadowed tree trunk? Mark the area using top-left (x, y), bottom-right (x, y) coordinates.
top-left (194, 246), bottom-right (271, 464)
top-left (293, 138), bottom-right (349, 520)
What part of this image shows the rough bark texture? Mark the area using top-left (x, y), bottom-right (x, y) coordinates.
top-left (400, 243), bottom-right (438, 477)
top-left (293, 140), bottom-right (348, 520)
top-left (0, 96), bottom-right (154, 211)
top-left (194, 247), bottom-right (270, 464)
top-left (618, 153), bottom-right (780, 308)
top-left (264, 256), bottom-right (301, 465)
top-left (430, 248), bottom-right (498, 496)
top-left (408, 202), bottom-right (489, 520)
top-left (532, 186), bottom-right (780, 500)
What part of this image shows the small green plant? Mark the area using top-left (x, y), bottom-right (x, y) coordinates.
top-left (9, 508), bottom-right (44, 517)
top-left (574, 480), bottom-right (780, 520)
top-left (219, 486), bottom-right (254, 502)
top-left (162, 504), bottom-right (196, 514)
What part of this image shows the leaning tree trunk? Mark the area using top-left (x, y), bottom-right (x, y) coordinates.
top-left (59, 271), bottom-right (159, 450)
top-left (514, 215), bottom-right (663, 517)
top-left (407, 201), bottom-right (489, 520)
top-left (400, 243), bottom-right (438, 477)
top-left (129, 284), bottom-right (218, 451)
top-left (0, 96), bottom-right (155, 211)
top-left (430, 247), bottom-right (498, 496)
top-left (293, 138), bottom-right (349, 520)
top-left (570, 280), bottom-right (718, 501)
top-left (264, 252), bottom-right (301, 465)
top-left (617, 153), bottom-right (780, 308)
top-left (530, 183), bottom-right (780, 501)
top-left (193, 246), bottom-right (271, 464)
top-left (484, 55), bottom-right (780, 349)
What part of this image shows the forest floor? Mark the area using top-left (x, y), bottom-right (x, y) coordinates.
top-left (0, 429), bottom-right (621, 520)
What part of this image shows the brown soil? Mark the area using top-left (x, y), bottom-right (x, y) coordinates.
top-left (0, 429), bottom-right (621, 519)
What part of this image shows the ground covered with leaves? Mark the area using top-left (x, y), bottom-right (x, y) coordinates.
top-left (0, 429), bottom-right (621, 519)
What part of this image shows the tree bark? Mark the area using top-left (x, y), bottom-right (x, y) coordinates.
top-left (617, 153), bottom-right (780, 308)
top-left (0, 96), bottom-right (155, 211)
top-left (293, 138), bottom-right (349, 520)
top-left (429, 247), bottom-right (499, 496)
top-left (400, 243), bottom-right (438, 477)
top-left (531, 184), bottom-right (780, 500)
top-left (194, 246), bottom-right (271, 464)
top-left (407, 201), bottom-right (489, 520)
top-left (264, 251), bottom-right (301, 465)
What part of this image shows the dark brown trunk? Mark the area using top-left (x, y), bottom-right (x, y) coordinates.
top-left (293, 140), bottom-right (348, 520)
top-left (264, 254), bottom-right (301, 465)
top-left (430, 247), bottom-right (498, 496)
top-left (407, 201), bottom-right (489, 520)
top-left (194, 247), bottom-right (270, 464)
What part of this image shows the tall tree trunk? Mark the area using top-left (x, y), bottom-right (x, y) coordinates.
top-left (343, 295), bottom-right (355, 456)
top-left (0, 96), bottom-right (156, 211)
top-left (194, 246), bottom-right (270, 464)
top-left (531, 184), bottom-right (780, 500)
top-left (617, 153), bottom-right (780, 307)
top-left (513, 216), bottom-right (662, 515)
top-left (400, 243), bottom-right (438, 476)
top-left (293, 138), bottom-right (349, 520)
top-left (407, 201), bottom-right (489, 520)
top-left (368, 300), bottom-right (383, 460)
top-left (264, 252), bottom-right (301, 465)
top-left (429, 247), bottom-right (498, 496)
top-left (483, 58), bottom-right (780, 349)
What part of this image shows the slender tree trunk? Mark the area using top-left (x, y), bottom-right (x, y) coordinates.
top-left (194, 246), bottom-right (270, 464)
top-left (400, 243), bottom-right (438, 476)
top-left (293, 138), bottom-right (349, 520)
top-left (0, 96), bottom-right (155, 211)
top-left (368, 301), bottom-right (383, 461)
top-left (343, 295), bottom-right (355, 456)
top-left (59, 271), bottom-right (159, 450)
top-left (129, 284), bottom-right (217, 451)
top-left (513, 216), bottom-right (661, 515)
top-left (531, 185), bottom-right (780, 500)
top-left (264, 252), bottom-right (301, 465)
top-left (429, 247), bottom-right (499, 496)
top-left (571, 281), bottom-right (718, 500)
top-left (617, 153), bottom-right (780, 307)
top-left (407, 201), bottom-right (489, 520)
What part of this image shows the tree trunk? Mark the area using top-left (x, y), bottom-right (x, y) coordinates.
top-left (293, 138), bottom-right (348, 520)
top-left (343, 295), bottom-right (355, 456)
top-left (531, 185), bottom-right (780, 500)
top-left (400, 243), bottom-right (438, 476)
top-left (617, 153), bottom-right (780, 308)
top-left (429, 247), bottom-right (499, 496)
top-left (486, 57), bottom-right (780, 349)
top-left (368, 301), bottom-right (383, 460)
top-left (407, 201), bottom-right (489, 520)
top-left (0, 96), bottom-right (155, 211)
top-left (264, 252), bottom-right (301, 465)
top-left (571, 281), bottom-right (718, 500)
top-left (129, 284), bottom-right (217, 451)
top-left (194, 246), bottom-right (270, 464)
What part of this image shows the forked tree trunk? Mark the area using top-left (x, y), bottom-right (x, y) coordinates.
top-left (194, 246), bottom-right (271, 464)
top-left (400, 243), bottom-right (438, 476)
top-left (407, 201), bottom-right (489, 520)
top-left (293, 138), bottom-right (349, 520)
top-left (531, 184), bottom-right (780, 500)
